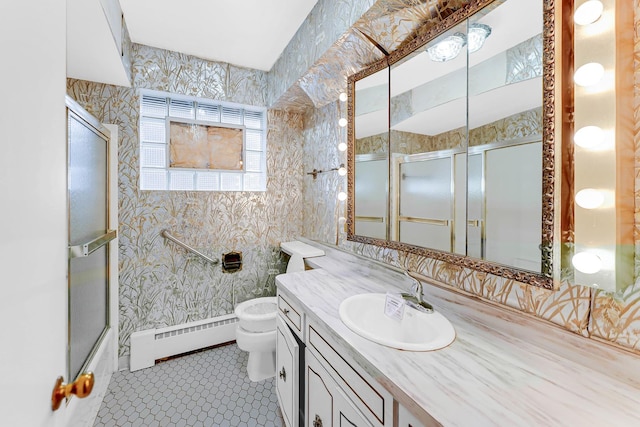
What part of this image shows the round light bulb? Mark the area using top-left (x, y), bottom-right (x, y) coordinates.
top-left (574, 0), bottom-right (604, 26)
top-left (574, 126), bottom-right (605, 149)
top-left (574, 62), bottom-right (605, 87)
top-left (338, 118), bottom-right (348, 127)
top-left (337, 191), bottom-right (347, 201)
top-left (575, 188), bottom-right (605, 209)
top-left (572, 252), bottom-right (603, 274)
top-left (338, 142), bottom-right (348, 152)
top-left (339, 92), bottom-right (348, 102)
top-left (338, 166), bottom-right (347, 176)
top-left (338, 216), bottom-right (346, 224)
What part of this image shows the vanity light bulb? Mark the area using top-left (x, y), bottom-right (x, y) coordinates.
top-left (338, 118), bottom-right (348, 127)
top-left (338, 142), bottom-right (348, 152)
top-left (337, 191), bottom-right (347, 201)
top-left (338, 216), bottom-right (347, 224)
top-left (572, 252), bottom-right (603, 274)
top-left (339, 92), bottom-right (348, 102)
top-left (338, 166), bottom-right (347, 176)
top-left (575, 189), bottom-right (605, 209)
top-left (574, 0), bottom-right (604, 26)
top-left (574, 126), bottom-right (605, 149)
top-left (574, 62), bottom-right (605, 87)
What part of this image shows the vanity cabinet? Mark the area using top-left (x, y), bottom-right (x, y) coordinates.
top-left (277, 288), bottom-right (419, 427)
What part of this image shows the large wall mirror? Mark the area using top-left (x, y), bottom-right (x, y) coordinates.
top-left (348, 0), bottom-right (561, 289)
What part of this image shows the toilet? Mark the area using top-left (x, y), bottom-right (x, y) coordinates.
top-left (234, 241), bottom-right (324, 381)
top-left (235, 297), bottom-right (278, 382)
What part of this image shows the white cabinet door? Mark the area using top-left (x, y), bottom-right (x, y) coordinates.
top-left (334, 387), bottom-right (373, 427)
top-left (276, 316), bottom-right (299, 427)
top-left (306, 349), bottom-right (374, 427)
top-left (306, 349), bottom-right (334, 427)
top-left (397, 404), bottom-right (426, 427)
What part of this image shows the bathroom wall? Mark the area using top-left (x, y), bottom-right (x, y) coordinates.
top-left (301, 2), bottom-right (640, 352)
top-left (68, 44), bottom-right (306, 359)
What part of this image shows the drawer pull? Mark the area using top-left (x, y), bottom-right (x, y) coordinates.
top-left (283, 308), bottom-right (290, 314)
top-left (279, 367), bottom-right (287, 381)
top-left (313, 414), bottom-right (323, 427)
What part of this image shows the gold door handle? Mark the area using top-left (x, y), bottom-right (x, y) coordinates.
top-left (51, 372), bottom-right (94, 411)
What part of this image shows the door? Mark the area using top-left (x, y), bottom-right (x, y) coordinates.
top-left (67, 101), bottom-right (113, 383)
top-left (56, 98), bottom-right (117, 425)
top-left (398, 157), bottom-right (453, 251)
top-left (0, 1), bottom-right (67, 425)
top-left (354, 157), bottom-right (388, 239)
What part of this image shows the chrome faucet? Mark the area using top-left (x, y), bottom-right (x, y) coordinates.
top-left (401, 271), bottom-right (434, 313)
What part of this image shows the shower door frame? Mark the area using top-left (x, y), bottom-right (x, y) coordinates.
top-left (63, 96), bottom-right (119, 423)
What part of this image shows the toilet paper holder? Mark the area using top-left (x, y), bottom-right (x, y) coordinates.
top-left (222, 251), bottom-right (242, 273)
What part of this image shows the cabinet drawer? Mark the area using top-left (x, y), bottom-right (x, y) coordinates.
top-left (278, 292), bottom-right (304, 339)
top-left (307, 322), bottom-right (392, 426)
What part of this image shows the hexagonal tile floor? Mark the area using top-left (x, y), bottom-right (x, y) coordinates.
top-left (93, 343), bottom-right (284, 427)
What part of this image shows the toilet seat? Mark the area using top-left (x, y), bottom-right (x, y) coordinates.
top-left (234, 296), bottom-right (277, 332)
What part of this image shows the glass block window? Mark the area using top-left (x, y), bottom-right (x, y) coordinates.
top-left (139, 90), bottom-right (267, 191)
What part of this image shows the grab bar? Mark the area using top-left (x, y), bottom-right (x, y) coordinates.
top-left (161, 229), bottom-right (219, 265)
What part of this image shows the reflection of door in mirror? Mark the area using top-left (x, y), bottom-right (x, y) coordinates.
top-left (354, 67), bottom-right (389, 240)
top-left (467, 139), bottom-right (542, 271)
top-left (355, 155), bottom-right (387, 239)
top-left (468, 0), bottom-right (543, 272)
top-left (389, 21), bottom-right (468, 253)
top-left (394, 155), bottom-right (454, 252)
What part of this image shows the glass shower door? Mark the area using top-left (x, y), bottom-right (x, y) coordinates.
top-left (67, 106), bottom-right (114, 381)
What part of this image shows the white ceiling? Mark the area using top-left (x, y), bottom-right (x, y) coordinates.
top-left (120, 0), bottom-right (318, 72)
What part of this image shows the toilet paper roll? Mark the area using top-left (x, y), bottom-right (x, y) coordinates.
top-left (286, 254), bottom-right (305, 273)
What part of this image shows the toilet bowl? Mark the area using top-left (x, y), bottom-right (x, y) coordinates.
top-left (234, 297), bottom-right (278, 382)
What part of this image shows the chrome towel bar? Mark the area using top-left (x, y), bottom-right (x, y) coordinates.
top-left (69, 230), bottom-right (117, 258)
top-left (161, 229), bottom-right (219, 265)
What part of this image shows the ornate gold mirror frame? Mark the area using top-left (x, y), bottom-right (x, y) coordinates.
top-left (347, 0), bottom-right (570, 290)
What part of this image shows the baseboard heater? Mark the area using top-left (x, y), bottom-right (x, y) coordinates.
top-left (130, 313), bottom-right (238, 371)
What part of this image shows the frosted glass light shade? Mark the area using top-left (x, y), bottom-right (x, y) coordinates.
top-left (574, 62), bottom-right (605, 87)
top-left (337, 192), bottom-right (347, 201)
top-left (575, 188), bottom-right (605, 209)
top-left (339, 118), bottom-right (348, 127)
top-left (427, 33), bottom-right (466, 62)
top-left (338, 142), bottom-right (348, 151)
top-left (574, 0), bottom-right (604, 26)
top-left (574, 126), bottom-right (605, 148)
top-left (468, 23), bottom-right (491, 53)
top-left (572, 252), bottom-right (603, 274)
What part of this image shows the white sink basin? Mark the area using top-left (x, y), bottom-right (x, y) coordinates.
top-left (339, 293), bottom-right (455, 351)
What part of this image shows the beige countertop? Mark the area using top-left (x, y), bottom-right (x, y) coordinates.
top-left (275, 240), bottom-right (640, 427)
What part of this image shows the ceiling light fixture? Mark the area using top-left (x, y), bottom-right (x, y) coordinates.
top-left (427, 23), bottom-right (492, 62)
top-left (427, 33), bottom-right (467, 62)
top-left (468, 23), bottom-right (492, 53)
